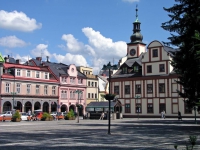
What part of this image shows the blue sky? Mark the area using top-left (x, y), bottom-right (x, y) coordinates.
top-left (0, 0), bottom-right (175, 74)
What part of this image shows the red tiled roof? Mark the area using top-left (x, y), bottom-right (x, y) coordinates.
top-left (4, 63), bottom-right (48, 71)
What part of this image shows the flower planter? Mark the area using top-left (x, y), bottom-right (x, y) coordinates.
top-left (12, 118), bottom-right (21, 122)
top-left (41, 117), bottom-right (53, 121)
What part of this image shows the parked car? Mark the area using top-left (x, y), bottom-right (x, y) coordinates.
top-left (50, 111), bottom-right (57, 116)
top-left (0, 111), bottom-right (12, 117)
top-left (19, 112), bottom-right (29, 121)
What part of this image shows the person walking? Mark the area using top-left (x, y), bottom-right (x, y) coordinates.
top-left (178, 111), bottom-right (182, 120)
top-left (161, 111), bottom-right (164, 119)
top-left (163, 110), bottom-right (165, 119)
top-left (99, 112), bottom-right (105, 120)
top-left (28, 109), bottom-right (31, 116)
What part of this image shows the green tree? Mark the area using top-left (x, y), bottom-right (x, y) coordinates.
top-left (161, 0), bottom-right (200, 109)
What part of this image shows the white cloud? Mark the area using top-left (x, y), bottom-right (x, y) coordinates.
top-left (0, 10), bottom-right (42, 32)
top-left (31, 44), bottom-right (51, 59)
top-left (82, 27), bottom-right (126, 60)
top-left (0, 36), bottom-right (28, 48)
top-left (52, 53), bottom-right (88, 66)
top-left (60, 34), bottom-right (84, 52)
top-left (59, 27), bottom-right (127, 74)
top-left (122, 0), bottom-right (139, 3)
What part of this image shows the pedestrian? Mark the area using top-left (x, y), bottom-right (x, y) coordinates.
top-left (161, 111), bottom-right (163, 119)
top-left (163, 110), bottom-right (165, 119)
top-left (28, 109), bottom-right (31, 116)
top-left (99, 112), bottom-right (105, 120)
top-left (178, 111), bottom-right (182, 121)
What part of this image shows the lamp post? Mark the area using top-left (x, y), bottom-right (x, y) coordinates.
top-left (135, 95), bottom-right (141, 119)
top-left (102, 62), bottom-right (118, 135)
top-left (75, 89), bottom-right (83, 123)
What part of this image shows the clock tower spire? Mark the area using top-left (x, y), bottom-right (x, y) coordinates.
top-left (127, 5), bottom-right (146, 59)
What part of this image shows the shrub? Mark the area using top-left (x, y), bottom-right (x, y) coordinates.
top-left (65, 109), bottom-right (75, 120)
top-left (12, 110), bottom-right (21, 119)
top-left (41, 112), bottom-right (52, 119)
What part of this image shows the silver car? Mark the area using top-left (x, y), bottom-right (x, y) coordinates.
top-left (0, 111), bottom-right (12, 117)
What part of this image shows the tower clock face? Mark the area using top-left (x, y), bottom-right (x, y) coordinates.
top-left (130, 49), bottom-right (136, 56)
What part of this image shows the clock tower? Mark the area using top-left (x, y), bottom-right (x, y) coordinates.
top-left (127, 5), bottom-right (146, 59)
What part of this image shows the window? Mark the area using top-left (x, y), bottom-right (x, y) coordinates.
top-left (36, 85), bottom-right (40, 94)
top-left (70, 91), bottom-right (73, 99)
top-left (159, 102), bottom-right (166, 114)
top-left (95, 93), bottom-right (97, 99)
top-left (147, 84), bottom-right (153, 93)
top-left (16, 83), bottom-right (20, 94)
top-left (73, 91), bottom-right (76, 99)
top-left (45, 72), bottom-right (48, 79)
top-left (27, 70), bottom-right (31, 77)
top-left (92, 93), bottom-right (94, 98)
top-left (172, 99), bottom-right (178, 113)
top-left (122, 67), bottom-right (127, 74)
top-left (135, 84), bottom-right (141, 94)
top-left (27, 84), bottom-right (31, 94)
top-left (36, 71), bottom-right (40, 78)
top-left (78, 78), bottom-right (83, 84)
top-left (152, 49), bottom-right (158, 57)
top-left (185, 103), bottom-right (192, 114)
top-left (44, 85), bottom-right (48, 95)
top-left (61, 91), bottom-right (64, 99)
top-left (159, 64), bottom-right (165, 72)
top-left (52, 86), bottom-right (56, 95)
top-left (125, 85), bottom-right (130, 94)
top-left (147, 99), bottom-right (153, 113)
top-left (62, 77), bottom-right (67, 83)
top-left (88, 93), bottom-right (90, 98)
top-left (133, 66), bottom-right (139, 72)
top-left (114, 86), bottom-right (119, 95)
top-left (16, 69), bottom-right (20, 76)
top-left (125, 104), bottom-right (130, 113)
top-left (5, 83), bottom-right (10, 93)
top-left (92, 82), bottom-right (94, 87)
top-left (70, 77), bottom-right (75, 84)
top-left (88, 81), bottom-right (90, 86)
top-left (159, 83), bottom-right (165, 93)
top-left (147, 65), bottom-right (152, 73)
top-left (64, 91), bottom-right (67, 99)
top-left (95, 82), bottom-right (97, 87)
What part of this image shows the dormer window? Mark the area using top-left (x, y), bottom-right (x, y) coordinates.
top-left (16, 69), bottom-right (21, 76)
top-left (133, 66), bottom-right (139, 72)
top-left (122, 67), bottom-right (127, 74)
top-left (159, 64), bottom-right (165, 72)
top-left (152, 49), bottom-right (158, 57)
top-left (36, 71), bottom-right (40, 78)
top-left (27, 70), bottom-right (31, 77)
top-left (45, 72), bottom-right (48, 79)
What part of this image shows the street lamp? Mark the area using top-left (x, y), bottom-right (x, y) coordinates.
top-left (135, 95), bottom-right (141, 119)
top-left (102, 62), bottom-right (118, 135)
top-left (75, 89), bottom-right (83, 123)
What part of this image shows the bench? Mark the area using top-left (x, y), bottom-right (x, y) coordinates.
top-left (0, 116), bottom-right (12, 122)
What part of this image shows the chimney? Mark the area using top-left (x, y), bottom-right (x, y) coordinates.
top-left (46, 56), bottom-right (49, 62)
top-left (16, 59), bottom-right (21, 64)
top-left (36, 57), bottom-right (42, 62)
top-left (4, 57), bottom-right (9, 63)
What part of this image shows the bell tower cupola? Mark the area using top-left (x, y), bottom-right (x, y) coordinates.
top-left (130, 5), bottom-right (144, 44)
top-left (127, 5), bottom-right (146, 59)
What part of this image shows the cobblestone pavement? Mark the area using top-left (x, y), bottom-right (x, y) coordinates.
top-left (0, 118), bottom-right (199, 150)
